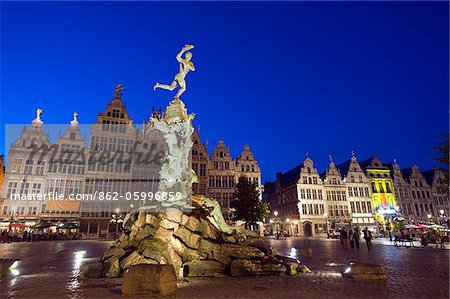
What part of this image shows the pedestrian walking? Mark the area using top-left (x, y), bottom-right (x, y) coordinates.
top-left (341, 229), bottom-right (349, 249)
top-left (363, 227), bottom-right (372, 251)
top-left (353, 227), bottom-right (360, 250)
top-left (349, 229), bottom-right (354, 249)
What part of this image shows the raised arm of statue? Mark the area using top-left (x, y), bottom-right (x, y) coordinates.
top-left (176, 44), bottom-right (194, 62)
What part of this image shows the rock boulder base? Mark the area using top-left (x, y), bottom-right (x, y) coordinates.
top-left (122, 264), bottom-right (177, 296)
top-left (344, 262), bottom-right (387, 280)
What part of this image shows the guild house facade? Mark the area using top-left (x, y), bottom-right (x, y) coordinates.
top-left (0, 85), bottom-right (262, 238)
top-left (266, 153), bottom-right (448, 237)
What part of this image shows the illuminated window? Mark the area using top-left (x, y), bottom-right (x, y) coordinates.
top-left (385, 182), bottom-right (391, 193)
top-left (378, 182), bottom-right (384, 193)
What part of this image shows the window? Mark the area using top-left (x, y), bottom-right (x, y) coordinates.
top-left (7, 182), bottom-right (18, 198)
top-left (24, 159), bottom-right (34, 174)
top-left (371, 182), bottom-right (377, 193)
top-left (200, 164), bottom-right (206, 177)
top-left (192, 163), bottom-right (198, 174)
top-left (385, 182), bottom-right (391, 193)
top-left (12, 158), bottom-right (23, 173)
top-left (229, 176), bottom-right (235, 188)
top-left (348, 187), bottom-right (353, 197)
top-left (361, 201), bottom-right (367, 213)
top-left (112, 109), bottom-right (120, 118)
top-left (378, 182), bottom-right (384, 193)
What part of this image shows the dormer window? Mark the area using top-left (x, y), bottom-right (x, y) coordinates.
top-left (112, 109), bottom-right (120, 118)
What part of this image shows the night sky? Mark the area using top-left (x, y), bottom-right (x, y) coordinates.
top-left (1, 2), bottom-right (448, 183)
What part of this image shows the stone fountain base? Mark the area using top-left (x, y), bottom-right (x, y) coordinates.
top-left (100, 196), bottom-right (288, 278)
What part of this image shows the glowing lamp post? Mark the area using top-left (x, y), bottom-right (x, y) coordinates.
top-left (273, 211), bottom-right (279, 235)
top-left (110, 208), bottom-right (123, 239)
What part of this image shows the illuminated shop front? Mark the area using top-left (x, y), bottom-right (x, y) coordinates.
top-left (366, 168), bottom-right (398, 232)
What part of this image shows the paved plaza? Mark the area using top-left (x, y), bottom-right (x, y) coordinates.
top-left (0, 238), bottom-right (448, 299)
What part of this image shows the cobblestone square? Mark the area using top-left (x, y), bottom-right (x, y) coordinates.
top-left (0, 238), bottom-right (448, 299)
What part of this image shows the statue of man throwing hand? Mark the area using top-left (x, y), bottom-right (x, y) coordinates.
top-left (153, 44), bottom-right (196, 99)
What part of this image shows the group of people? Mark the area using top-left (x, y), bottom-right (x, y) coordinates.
top-left (340, 227), bottom-right (373, 251)
top-left (0, 229), bottom-right (79, 243)
top-left (419, 231), bottom-right (447, 248)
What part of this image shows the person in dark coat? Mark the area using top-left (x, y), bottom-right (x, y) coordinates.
top-left (349, 229), bottom-right (354, 249)
top-left (353, 227), bottom-right (360, 249)
top-left (363, 227), bottom-right (373, 251)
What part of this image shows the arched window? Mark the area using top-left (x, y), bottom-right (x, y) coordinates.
top-left (371, 182), bottom-right (377, 193)
top-left (385, 182), bottom-right (392, 193)
top-left (70, 132), bottom-right (75, 140)
top-left (308, 177), bottom-right (312, 184)
top-left (378, 182), bottom-right (385, 193)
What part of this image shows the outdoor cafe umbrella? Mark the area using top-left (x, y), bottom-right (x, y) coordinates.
top-left (11, 223), bottom-right (28, 229)
top-left (412, 224), bottom-right (428, 229)
top-left (430, 224), bottom-right (445, 229)
top-left (30, 220), bottom-right (55, 229)
top-left (57, 223), bottom-right (79, 230)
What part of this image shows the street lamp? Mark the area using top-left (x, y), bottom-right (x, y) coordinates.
top-left (286, 218), bottom-right (291, 236)
top-left (110, 208), bottom-right (123, 239)
top-left (324, 212), bottom-right (329, 237)
top-left (273, 211), bottom-right (279, 236)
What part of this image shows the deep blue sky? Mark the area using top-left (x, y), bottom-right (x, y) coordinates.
top-left (1, 2), bottom-right (448, 183)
